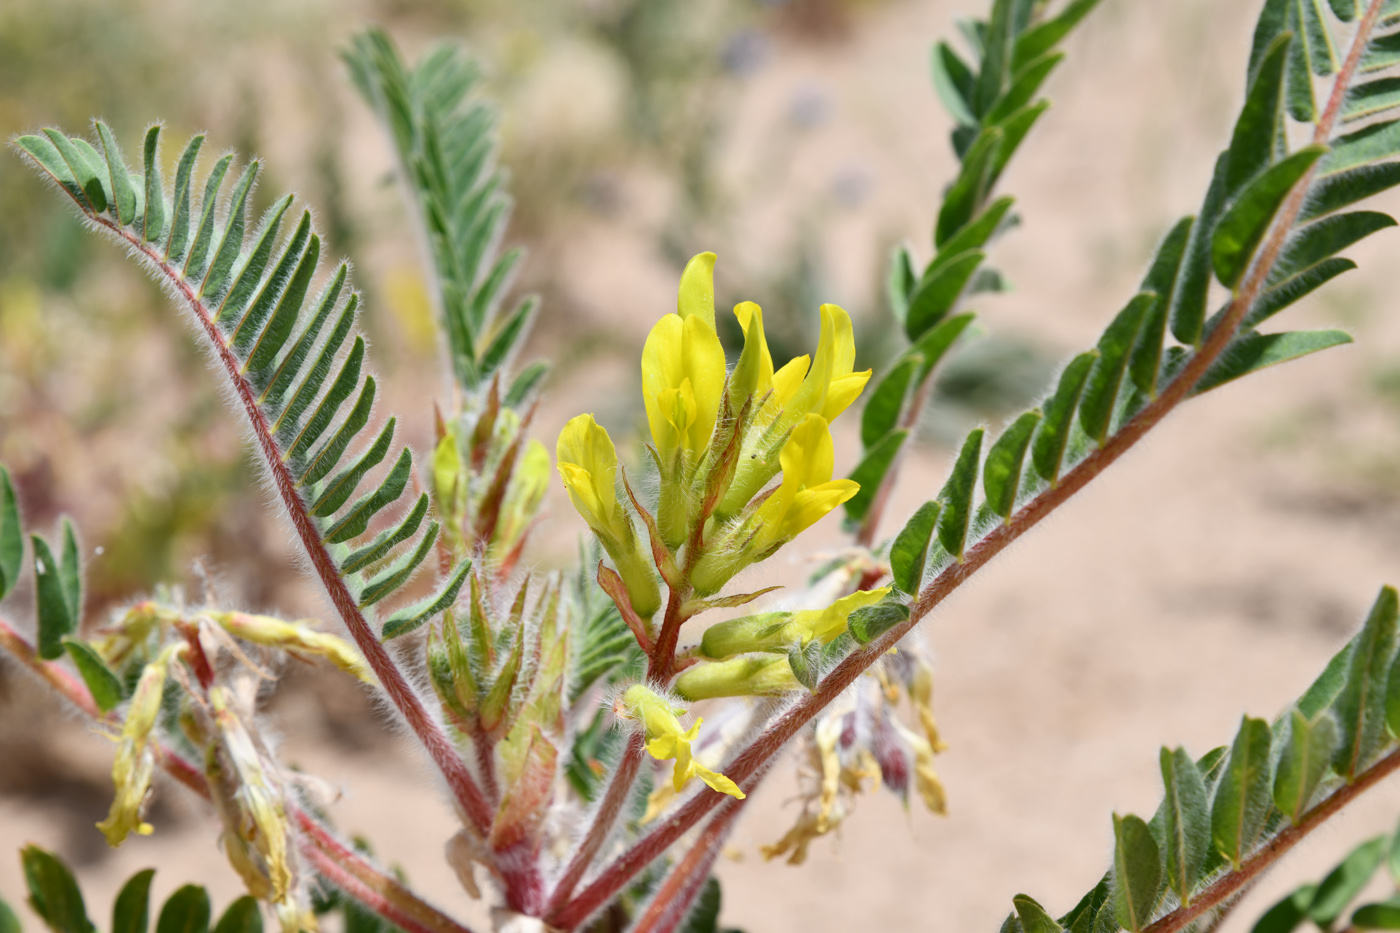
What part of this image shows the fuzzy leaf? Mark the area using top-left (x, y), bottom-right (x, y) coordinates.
top-left (1079, 293), bottom-right (1154, 444)
top-left (848, 599), bottom-right (912, 645)
top-left (887, 243), bottom-right (918, 325)
top-left (844, 430), bottom-right (908, 525)
top-left (983, 410), bottom-right (1041, 520)
top-left (1273, 707), bottom-right (1339, 823)
top-left (862, 358), bottom-right (921, 448)
top-left (891, 501), bottom-right (941, 596)
top-left (1013, 895), bottom-right (1064, 933)
top-left (1195, 330), bottom-right (1352, 394)
top-left (0, 467), bottom-right (22, 601)
top-left (22, 845), bottom-right (92, 933)
top-left (1332, 585), bottom-right (1399, 779)
top-left (1227, 34), bottom-right (1292, 195)
top-left (1310, 836), bottom-right (1388, 928)
top-left (1344, 76), bottom-right (1400, 122)
top-left (95, 121), bottom-right (136, 225)
top-left (358, 522), bottom-right (439, 608)
top-left (1272, 211), bottom-right (1397, 283)
top-left (155, 887), bottom-right (210, 933)
top-left (1172, 154), bottom-right (1230, 345)
top-left (911, 312), bottom-right (977, 383)
top-left (42, 129), bottom-right (107, 213)
top-left (1251, 884), bottom-right (1318, 933)
top-left (141, 126), bottom-right (166, 243)
top-left (382, 560), bottom-right (472, 640)
top-left (1211, 715), bottom-right (1274, 868)
top-left (937, 428), bottom-right (984, 561)
top-left (1300, 163), bottom-right (1400, 221)
top-left (1131, 217), bottom-right (1194, 396)
top-left (936, 130), bottom-right (1003, 248)
top-left (32, 536), bottom-right (75, 660)
top-left (1160, 746), bottom-right (1211, 903)
top-left (63, 637), bottom-right (124, 712)
top-left (211, 899), bottom-right (261, 933)
top-left (1213, 146), bottom-right (1327, 289)
top-left (1322, 119), bottom-right (1400, 176)
top-left (906, 250), bottom-right (985, 339)
top-left (1033, 351), bottom-right (1096, 482)
top-left (934, 197), bottom-right (1016, 264)
top-left (113, 870), bottom-right (155, 933)
top-left (1112, 813), bottom-right (1162, 932)
top-left (323, 448), bottom-right (412, 544)
top-left (1245, 258), bottom-right (1356, 329)
top-left (931, 41), bottom-right (977, 126)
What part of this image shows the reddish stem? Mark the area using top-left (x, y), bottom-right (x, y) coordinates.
top-left (631, 797), bottom-right (739, 933)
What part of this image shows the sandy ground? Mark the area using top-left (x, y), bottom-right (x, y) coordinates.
top-left (8, 0), bottom-right (1400, 931)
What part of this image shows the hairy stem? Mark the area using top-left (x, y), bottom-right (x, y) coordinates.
top-left (0, 617), bottom-right (476, 933)
top-left (631, 797), bottom-right (739, 933)
top-left (72, 215), bottom-right (494, 837)
top-left (554, 5), bottom-right (1385, 921)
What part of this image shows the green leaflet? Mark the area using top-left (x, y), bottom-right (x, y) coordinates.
top-left (165, 134), bottom-right (204, 265)
top-left (975, 0), bottom-right (1015, 116)
top-left (383, 551), bottom-right (476, 638)
top-left (268, 294), bottom-right (357, 419)
top-left (323, 448), bottom-right (413, 544)
top-left (1228, 33), bottom-right (1292, 196)
top-left (932, 41), bottom-right (977, 127)
top-left (281, 336), bottom-right (365, 460)
top-left (199, 161), bottom-right (260, 299)
top-left (1194, 330), bottom-right (1352, 394)
top-left (1172, 153), bottom-right (1230, 345)
top-left (1332, 585), bottom-right (1399, 779)
top-left (1057, 877), bottom-right (1109, 933)
top-left (1272, 211), bottom-right (1397, 283)
top-left (1251, 884), bottom-right (1318, 933)
top-left (182, 154), bottom-right (233, 282)
top-left (216, 200), bottom-right (300, 330)
top-left (890, 501), bottom-right (941, 596)
top-left (32, 527), bottom-right (80, 660)
top-left (239, 228), bottom-right (322, 370)
top-left (677, 878), bottom-right (723, 933)
top-left (1032, 351), bottom-right (1097, 483)
top-left (1300, 162), bottom-right (1400, 221)
top-left (299, 375), bottom-right (376, 487)
top-left (887, 243), bottom-right (918, 325)
top-left (480, 297), bottom-right (537, 377)
top-left (63, 637), bottom-right (124, 712)
top-left (1310, 836), bottom-right (1388, 928)
top-left (1322, 119), bottom-right (1400, 176)
top-left (911, 312), bottom-right (977, 383)
top-left (983, 410), bottom-right (1041, 520)
top-left (16, 134), bottom-right (85, 205)
top-left (937, 428), bottom-right (984, 561)
top-left (906, 250), bottom-right (985, 339)
top-left (341, 493), bottom-right (429, 575)
top-left (1213, 146), bottom-right (1328, 289)
top-left (1344, 76), bottom-right (1400, 122)
top-left (311, 418), bottom-right (396, 517)
top-left (987, 101), bottom-right (1048, 187)
top-left (1244, 258), bottom-right (1356, 329)
top-left (1211, 715), bottom-right (1274, 868)
top-left (843, 430), bottom-right (908, 525)
top-left (1012, 0), bottom-right (1102, 70)
top-left (1352, 899), bottom-right (1400, 929)
top-left (1327, 0), bottom-right (1358, 21)
top-left (96, 121), bottom-right (136, 225)
top-left (358, 522), bottom-right (440, 608)
top-left (42, 128), bottom-right (107, 213)
top-left (0, 467), bottom-right (22, 600)
top-left (848, 599), bottom-right (912, 645)
top-left (1079, 293), bottom-right (1154, 445)
top-left (257, 265), bottom-right (348, 401)
top-left (937, 129), bottom-right (1003, 248)
top-left (211, 899), bottom-right (261, 933)
top-left (1159, 746), bottom-right (1210, 904)
top-left (113, 870), bottom-right (155, 933)
top-left (1112, 813), bottom-right (1162, 932)
top-left (1131, 217), bottom-right (1194, 397)
top-left (1302, 636), bottom-right (1357, 716)
top-left (984, 52), bottom-right (1063, 126)
top-left (862, 357), bottom-right (921, 448)
top-left (142, 126), bottom-right (166, 244)
top-left (506, 361), bottom-right (549, 407)
top-left (156, 886), bottom-right (210, 933)
top-left (1012, 895), bottom-right (1064, 933)
top-left (934, 196), bottom-right (1016, 264)
top-left (1273, 707), bottom-right (1339, 823)
top-left (21, 845), bottom-right (92, 933)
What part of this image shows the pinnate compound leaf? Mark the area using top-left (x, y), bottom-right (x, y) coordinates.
top-left (1159, 746), bottom-right (1210, 904)
top-left (211, 898), bottom-right (261, 933)
top-left (890, 501), bottom-right (940, 596)
top-left (42, 129), bottom-right (107, 213)
top-left (113, 870), bottom-right (155, 933)
top-left (1211, 715), bottom-right (1274, 868)
top-left (0, 467), bottom-right (22, 600)
top-left (1033, 351), bottom-right (1096, 483)
top-left (1112, 813), bottom-right (1162, 932)
top-left (1309, 836), bottom-right (1388, 929)
top-left (983, 410), bottom-right (1041, 520)
top-left (1213, 146), bottom-right (1327, 290)
top-left (937, 428), bottom-right (984, 561)
top-left (843, 430), bottom-right (908, 524)
top-left (382, 559), bottom-right (472, 640)
top-left (1273, 707), bottom-right (1339, 823)
top-left (21, 845), bottom-right (92, 933)
top-left (156, 887), bottom-right (210, 933)
top-left (63, 637), bottom-right (124, 712)
top-left (1194, 330), bottom-right (1352, 394)
top-left (1332, 585), bottom-right (1398, 779)
top-left (1013, 894), bottom-right (1064, 933)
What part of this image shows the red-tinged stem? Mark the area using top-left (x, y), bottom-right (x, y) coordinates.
top-left (555, 6), bottom-right (1386, 922)
top-left (40, 209), bottom-right (495, 838)
top-left (545, 732), bottom-right (646, 914)
top-left (1146, 744), bottom-right (1400, 933)
top-left (631, 798), bottom-right (739, 933)
top-left (303, 834), bottom-right (478, 933)
top-left (0, 619), bottom-right (106, 720)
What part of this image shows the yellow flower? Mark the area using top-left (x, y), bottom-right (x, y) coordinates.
top-left (752, 414), bottom-right (859, 550)
top-left (699, 587), bottom-right (892, 660)
top-left (97, 642), bottom-right (182, 846)
top-left (557, 414), bottom-right (661, 618)
top-left (618, 685), bottom-right (744, 799)
top-left (641, 254), bottom-right (726, 464)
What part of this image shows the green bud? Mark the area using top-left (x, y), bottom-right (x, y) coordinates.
top-left (699, 611), bottom-right (792, 659)
top-left (673, 655), bottom-right (802, 700)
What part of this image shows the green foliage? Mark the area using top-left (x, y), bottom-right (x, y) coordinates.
top-left (15, 124), bottom-right (468, 639)
top-left (344, 29), bottom-right (540, 398)
top-left (0, 468), bottom-right (21, 601)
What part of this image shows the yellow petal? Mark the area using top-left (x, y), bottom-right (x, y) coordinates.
top-left (730, 301), bottom-right (775, 407)
top-left (695, 765), bottom-right (746, 799)
top-left (677, 252), bottom-right (717, 326)
top-left (790, 587), bottom-right (892, 645)
top-left (772, 355), bottom-right (809, 410)
top-left (680, 314), bottom-right (725, 453)
top-left (779, 414), bottom-right (837, 490)
top-left (556, 414), bottom-right (621, 528)
top-left (781, 480), bottom-right (860, 539)
top-left (822, 369), bottom-right (873, 422)
top-left (642, 314), bottom-right (686, 455)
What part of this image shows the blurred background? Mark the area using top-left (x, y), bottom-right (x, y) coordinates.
top-left (5, 0), bottom-right (1400, 930)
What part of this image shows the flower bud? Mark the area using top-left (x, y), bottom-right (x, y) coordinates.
top-left (209, 611), bottom-right (373, 684)
top-left (672, 655), bottom-right (800, 700)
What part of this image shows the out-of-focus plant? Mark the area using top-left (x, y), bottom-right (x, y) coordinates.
top-left (9, 2), bottom-right (1400, 933)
